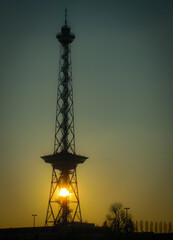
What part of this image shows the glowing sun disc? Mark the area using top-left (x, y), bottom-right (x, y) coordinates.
top-left (59, 188), bottom-right (69, 197)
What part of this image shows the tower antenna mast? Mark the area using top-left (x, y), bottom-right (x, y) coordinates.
top-left (65, 8), bottom-right (67, 26)
top-left (41, 11), bottom-right (88, 226)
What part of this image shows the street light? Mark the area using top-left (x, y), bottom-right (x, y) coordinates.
top-left (32, 214), bottom-right (37, 228)
top-left (124, 208), bottom-right (130, 233)
top-left (124, 207), bottom-right (130, 219)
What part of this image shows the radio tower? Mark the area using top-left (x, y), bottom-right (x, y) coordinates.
top-left (41, 9), bottom-right (88, 226)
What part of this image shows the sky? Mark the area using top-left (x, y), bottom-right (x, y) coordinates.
top-left (0, 0), bottom-right (173, 228)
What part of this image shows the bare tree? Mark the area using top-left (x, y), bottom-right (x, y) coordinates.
top-left (102, 220), bottom-right (108, 228)
top-left (106, 202), bottom-right (134, 233)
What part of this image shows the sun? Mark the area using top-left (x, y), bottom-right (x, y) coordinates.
top-left (59, 188), bottom-right (70, 197)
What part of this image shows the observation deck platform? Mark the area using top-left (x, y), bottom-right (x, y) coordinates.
top-left (41, 151), bottom-right (88, 170)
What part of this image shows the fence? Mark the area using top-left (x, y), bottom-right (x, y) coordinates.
top-left (134, 220), bottom-right (173, 233)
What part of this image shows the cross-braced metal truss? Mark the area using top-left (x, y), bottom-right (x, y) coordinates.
top-left (54, 44), bottom-right (75, 154)
top-left (42, 14), bottom-right (87, 226)
top-left (45, 168), bottom-right (82, 226)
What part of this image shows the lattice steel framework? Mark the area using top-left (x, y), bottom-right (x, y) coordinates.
top-left (45, 168), bottom-right (82, 225)
top-left (54, 43), bottom-right (75, 154)
top-left (41, 10), bottom-right (87, 226)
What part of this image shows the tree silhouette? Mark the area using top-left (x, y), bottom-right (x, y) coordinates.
top-left (106, 202), bottom-right (134, 233)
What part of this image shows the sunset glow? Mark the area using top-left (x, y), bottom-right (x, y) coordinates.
top-left (0, 0), bottom-right (173, 228)
top-left (59, 188), bottom-right (69, 197)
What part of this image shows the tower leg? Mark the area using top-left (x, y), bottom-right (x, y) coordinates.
top-left (45, 167), bottom-right (82, 226)
top-left (45, 168), bottom-right (58, 226)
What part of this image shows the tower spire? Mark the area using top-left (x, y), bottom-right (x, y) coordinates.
top-left (65, 7), bottom-right (67, 26)
top-left (41, 11), bottom-right (88, 226)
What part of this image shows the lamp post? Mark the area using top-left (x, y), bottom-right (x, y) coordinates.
top-left (32, 214), bottom-right (37, 228)
top-left (124, 208), bottom-right (130, 233)
top-left (124, 207), bottom-right (130, 219)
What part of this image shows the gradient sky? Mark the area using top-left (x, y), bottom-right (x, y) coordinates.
top-left (0, 0), bottom-right (173, 228)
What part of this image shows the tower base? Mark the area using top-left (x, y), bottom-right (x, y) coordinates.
top-left (45, 167), bottom-right (83, 226)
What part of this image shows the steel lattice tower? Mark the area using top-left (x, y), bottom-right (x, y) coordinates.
top-left (41, 10), bottom-right (87, 226)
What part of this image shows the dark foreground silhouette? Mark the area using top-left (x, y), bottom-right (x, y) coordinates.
top-left (0, 224), bottom-right (173, 240)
